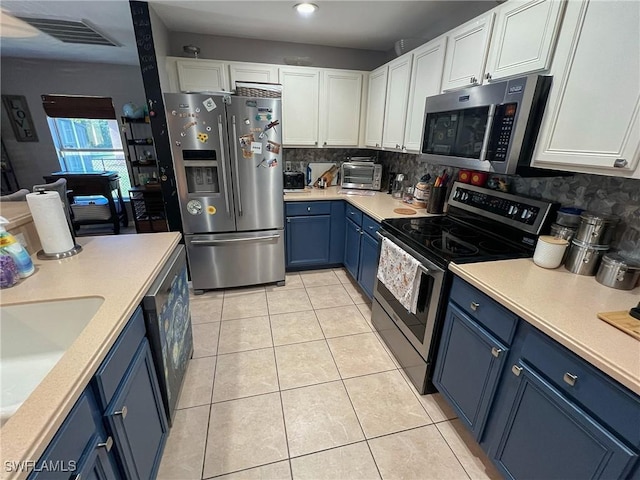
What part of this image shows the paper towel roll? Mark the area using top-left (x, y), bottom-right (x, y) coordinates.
top-left (26, 191), bottom-right (74, 254)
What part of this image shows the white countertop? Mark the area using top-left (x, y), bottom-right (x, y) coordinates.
top-left (284, 186), bottom-right (440, 222)
top-left (0, 232), bottom-right (181, 480)
top-left (450, 259), bottom-right (640, 396)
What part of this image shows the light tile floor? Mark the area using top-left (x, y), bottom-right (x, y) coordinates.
top-left (157, 268), bottom-right (502, 480)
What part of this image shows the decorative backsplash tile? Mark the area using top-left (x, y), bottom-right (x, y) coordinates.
top-left (284, 148), bottom-right (640, 256)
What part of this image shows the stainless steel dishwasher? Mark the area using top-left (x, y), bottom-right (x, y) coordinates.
top-left (142, 244), bottom-right (193, 426)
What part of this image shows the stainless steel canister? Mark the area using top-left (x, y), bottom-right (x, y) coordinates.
top-left (564, 239), bottom-right (609, 275)
top-left (595, 253), bottom-right (640, 290)
top-left (574, 212), bottom-right (619, 245)
top-left (550, 223), bottom-right (575, 242)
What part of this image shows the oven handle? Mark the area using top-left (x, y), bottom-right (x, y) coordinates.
top-left (417, 264), bottom-right (430, 276)
top-left (479, 104), bottom-right (496, 162)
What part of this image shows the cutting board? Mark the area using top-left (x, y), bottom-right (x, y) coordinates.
top-left (306, 162), bottom-right (337, 186)
top-left (597, 311), bottom-right (640, 341)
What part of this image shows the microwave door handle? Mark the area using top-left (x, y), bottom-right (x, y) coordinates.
top-left (479, 104), bottom-right (496, 162)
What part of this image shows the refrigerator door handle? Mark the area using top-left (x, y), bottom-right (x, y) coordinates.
top-left (231, 116), bottom-right (243, 216)
top-left (191, 234), bottom-right (280, 246)
top-left (217, 115), bottom-right (232, 217)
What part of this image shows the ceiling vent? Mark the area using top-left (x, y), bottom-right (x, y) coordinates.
top-left (15, 17), bottom-right (119, 46)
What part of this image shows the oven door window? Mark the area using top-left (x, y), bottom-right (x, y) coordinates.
top-left (377, 271), bottom-right (434, 343)
top-left (422, 106), bottom-right (489, 158)
top-left (343, 165), bottom-right (373, 185)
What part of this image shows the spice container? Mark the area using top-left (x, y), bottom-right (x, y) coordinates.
top-left (595, 253), bottom-right (640, 290)
top-left (413, 181), bottom-right (429, 208)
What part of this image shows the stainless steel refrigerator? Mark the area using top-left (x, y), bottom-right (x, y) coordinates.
top-left (164, 93), bottom-right (285, 291)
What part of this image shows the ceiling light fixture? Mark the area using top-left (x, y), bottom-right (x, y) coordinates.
top-left (294, 3), bottom-right (319, 16)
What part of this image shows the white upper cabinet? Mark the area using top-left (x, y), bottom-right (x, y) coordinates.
top-left (485, 0), bottom-right (566, 82)
top-left (382, 53), bottom-right (413, 150)
top-left (319, 70), bottom-right (364, 147)
top-left (279, 67), bottom-right (320, 146)
top-left (228, 62), bottom-right (279, 89)
top-left (441, 13), bottom-right (494, 91)
top-left (532, 0), bottom-right (640, 175)
top-left (403, 37), bottom-right (447, 152)
top-left (176, 59), bottom-right (229, 92)
top-left (364, 65), bottom-right (389, 148)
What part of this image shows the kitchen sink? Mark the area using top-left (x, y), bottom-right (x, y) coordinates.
top-left (0, 297), bottom-right (104, 425)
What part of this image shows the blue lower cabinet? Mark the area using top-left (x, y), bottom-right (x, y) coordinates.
top-left (344, 217), bottom-right (361, 278)
top-left (286, 215), bottom-right (331, 267)
top-left (434, 303), bottom-right (508, 440)
top-left (492, 361), bottom-right (637, 479)
top-left (104, 338), bottom-right (168, 480)
top-left (358, 230), bottom-right (380, 299)
top-left (29, 390), bottom-right (120, 480)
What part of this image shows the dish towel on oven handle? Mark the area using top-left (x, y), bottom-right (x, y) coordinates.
top-left (376, 237), bottom-right (422, 314)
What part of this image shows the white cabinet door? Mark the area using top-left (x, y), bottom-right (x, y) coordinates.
top-left (532, 0), bottom-right (640, 175)
top-left (176, 59), bottom-right (229, 92)
top-left (441, 13), bottom-right (494, 91)
top-left (382, 54), bottom-right (413, 150)
top-left (364, 65), bottom-right (388, 148)
top-left (279, 67), bottom-right (320, 146)
top-left (319, 70), bottom-right (364, 147)
top-left (228, 62), bottom-right (279, 88)
top-left (403, 37), bottom-right (447, 152)
top-left (485, 0), bottom-right (566, 82)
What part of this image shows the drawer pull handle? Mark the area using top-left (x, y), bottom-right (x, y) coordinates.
top-left (307, 206), bottom-right (311, 212)
top-left (491, 347), bottom-right (502, 358)
top-left (470, 301), bottom-right (480, 311)
top-left (97, 436), bottom-right (113, 452)
top-left (563, 372), bottom-right (578, 386)
top-left (114, 406), bottom-right (128, 419)
top-left (512, 365), bottom-right (522, 376)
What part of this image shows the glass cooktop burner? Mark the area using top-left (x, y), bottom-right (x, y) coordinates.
top-left (382, 215), bottom-right (532, 267)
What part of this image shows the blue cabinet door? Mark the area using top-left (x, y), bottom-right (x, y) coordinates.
top-left (105, 339), bottom-right (168, 480)
top-left (492, 361), bottom-right (637, 480)
top-left (433, 303), bottom-right (508, 440)
top-left (30, 391), bottom-right (120, 480)
top-left (329, 201), bottom-right (345, 264)
top-left (286, 215), bottom-right (331, 267)
top-left (358, 231), bottom-right (380, 299)
top-left (344, 217), bottom-right (361, 278)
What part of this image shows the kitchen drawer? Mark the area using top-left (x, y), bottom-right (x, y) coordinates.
top-left (362, 215), bottom-right (380, 238)
top-left (521, 324), bottom-right (640, 448)
top-left (449, 277), bottom-right (518, 345)
top-left (286, 201), bottom-right (331, 216)
top-left (93, 307), bottom-right (146, 409)
top-left (345, 204), bottom-right (363, 226)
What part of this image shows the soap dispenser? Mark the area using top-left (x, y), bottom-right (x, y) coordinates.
top-left (0, 216), bottom-right (34, 278)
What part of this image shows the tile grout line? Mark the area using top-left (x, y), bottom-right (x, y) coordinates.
top-left (433, 421), bottom-right (474, 480)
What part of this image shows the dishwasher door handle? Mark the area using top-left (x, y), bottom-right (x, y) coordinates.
top-left (192, 235), bottom-right (280, 246)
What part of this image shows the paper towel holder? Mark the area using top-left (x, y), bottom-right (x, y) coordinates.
top-left (31, 188), bottom-right (83, 260)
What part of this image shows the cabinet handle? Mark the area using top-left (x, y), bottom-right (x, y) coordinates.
top-left (563, 372), bottom-right (578, 386)
top-left (307, 206), bottom-right (311, 212)
top-left (114, 406), bottom-right (128, 419)
top-left (491, 347), bottom-right (502, 358)
top-left (287, 218), bottom-right (290, 223)
top-left (485, 73), bottom-right (492, 81)
top-left (375, 143), bottom-right (380, 148)
top-left (395, 144), bottom-right (401, 149)
top-left (314, 141), bottom-right (318, 146)
top-left (613, 158), bottom-right (628, 168)
top-left (511, 365), bottom-right (522, 376)
top-left (97, 436), bottom-right (114, 452)
top-left (470, 301), bottom-right (480, 311)
top-left (369, 225), bottom-right (375, 230)
top-left (323, 141), bottom-right (327, 146)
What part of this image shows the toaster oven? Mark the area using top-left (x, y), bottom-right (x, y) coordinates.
top-left (341, 162), bottom-right (382, 190)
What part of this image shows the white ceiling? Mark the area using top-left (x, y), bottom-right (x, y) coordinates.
top-left (0, 0), bottom-right (499, 66)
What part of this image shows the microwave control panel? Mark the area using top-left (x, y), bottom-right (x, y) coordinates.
top-left (487, 103), bottom-right (518, 162)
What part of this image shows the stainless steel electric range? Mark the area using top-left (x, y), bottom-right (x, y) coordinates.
top-left (372, 182), bottom-right (558, 394)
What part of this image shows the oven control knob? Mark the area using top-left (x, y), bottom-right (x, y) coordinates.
top-left (187, 200), bottom-right (203, 215)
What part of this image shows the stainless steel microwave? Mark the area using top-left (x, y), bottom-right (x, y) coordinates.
top-left (341, 162), bottom-right (382, 190)
top-left (420, 75), bottom-right (552, 175)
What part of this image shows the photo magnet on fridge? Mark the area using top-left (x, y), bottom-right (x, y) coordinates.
top-left (202, 97), bottom-right (216, 112)
top-left (266, 141), bottom-right (281, 154)
top-left (239, 133), bottom-right (255, 147)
